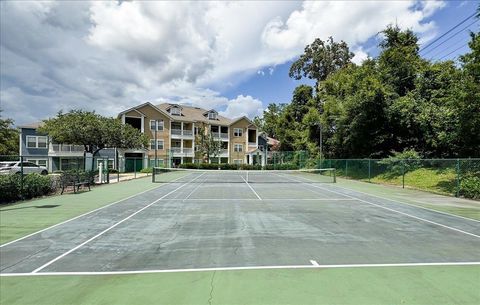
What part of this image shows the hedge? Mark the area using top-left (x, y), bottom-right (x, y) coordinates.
top-left (0, 173), bottom-right (56, 203)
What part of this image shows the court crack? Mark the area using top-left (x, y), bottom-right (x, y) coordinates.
top-left (208, 270), bottom-right (216, 305)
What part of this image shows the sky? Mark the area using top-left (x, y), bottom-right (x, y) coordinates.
top-left (0, 0), bottom-right (478, 126)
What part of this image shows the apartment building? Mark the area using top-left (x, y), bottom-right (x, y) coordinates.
top-left (17, 122), bottom-right (115, 172)
top-left (117, 102), bottom-right (265, 170)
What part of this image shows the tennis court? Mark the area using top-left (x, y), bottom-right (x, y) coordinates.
top-left (1, 168), bottom-right (479, 276)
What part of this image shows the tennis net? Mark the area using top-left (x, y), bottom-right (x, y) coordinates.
top-left (152, 168), bottom-right (336, 183)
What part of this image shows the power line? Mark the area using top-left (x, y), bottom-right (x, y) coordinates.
top-left (419, 11), bottom-right (477, 53)
top-left (428, 35), bottom-right (471, 60)
top-left (437, 42), bottom-right (469, 61)
top-left (422, 19), bottom-right (479, 57)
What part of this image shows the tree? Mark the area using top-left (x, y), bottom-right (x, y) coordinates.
top-left (289, 37), bottom-right (354, 87)
top-left (196, 126), bottom-right (221, 163)
top-left (39, 110), bottom-right (148, 169)
top-left (0, 110), bottom-right (19, 155)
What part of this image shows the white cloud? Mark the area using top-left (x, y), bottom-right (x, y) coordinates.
top-left (352, 47), bottom-right (369, 65)
top-left (0, 1), bottom-right (446, 125)
top-left (219, 95), bottom-right (264, 119)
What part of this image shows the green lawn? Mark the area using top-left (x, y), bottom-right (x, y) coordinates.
top-left (370, 167), bottom-right (457, 196)
top-left (1, 266), bottom-right (479, 305)
top-left (0, 177), bottom-right (159, 244)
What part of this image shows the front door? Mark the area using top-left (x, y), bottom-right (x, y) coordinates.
top-left (124, 153), bottom-right (143, 172)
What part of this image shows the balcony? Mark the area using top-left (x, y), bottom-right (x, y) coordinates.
top-left (170, 147), bottom-right (194, 157)
top-left (49, 144), bottom-right (84, 156)
top-left (171, 129), bottom-right (194, 139)
top-left (219, 149), bottom-right (228, 157)
top-left (212, 132), bottom-right (229, 140)
top-left (248, 142), bottom-right (257, 146)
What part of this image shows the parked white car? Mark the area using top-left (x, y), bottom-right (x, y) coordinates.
top-left (0, 161), bottom-right (48, 175)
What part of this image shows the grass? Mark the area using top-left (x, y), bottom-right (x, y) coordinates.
top-left (370, 167), bottom-right (457, 196)
top-left (1, 266), bottom-right (479, 305)
top-left (0, 177), bottom-right (158, 244)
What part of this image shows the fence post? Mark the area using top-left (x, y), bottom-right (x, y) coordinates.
top-left (134, 158), bottom-right (137, 179)
top-left (368, 159), bottom-right (371, 182)
top-left (20, 155), bottom-right (24, 199)
top-left (455, 158), bottom-right (460, 197)
top-left (345, 160), bottom-right (348, 177)
top-left (402, 159), bottom-right (405, 189)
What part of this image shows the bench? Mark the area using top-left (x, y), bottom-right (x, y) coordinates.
top-left (60, 172), bottom-right (91, 194)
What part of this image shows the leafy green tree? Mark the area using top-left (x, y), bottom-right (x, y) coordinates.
top-left (0, 111), bottom-right (19, 155)
top-left (289, 37), bottom-right (354, 87)
top-left (378, 25), bottom-right (423, 96)
top-left (196, 126), bottom-right (221, 163)
top-left (39, 110), bottom-right (148, 168)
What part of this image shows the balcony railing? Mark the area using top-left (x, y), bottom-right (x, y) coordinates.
top-left (220, 149), bottom-right (228, 156)
top-left (51, 144), bottom-right (84, 152)
top-left (170, 147), bottom-right (194, 155)
top-left (248, 142), bottom-right (256, 146)
top-left (212, 132), bottom-right (228, 139)
top-left (172, 129), bottom-right (194, 137)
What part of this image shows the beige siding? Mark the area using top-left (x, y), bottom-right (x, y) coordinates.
top-left (229, 118), bottom-right (250, 162)
top-left (136, 105), bottom-right (171, 160)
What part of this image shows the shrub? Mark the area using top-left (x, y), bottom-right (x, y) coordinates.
top-left (140, 168), bottom-right (152, 174)
top-left (265, 163), bottom-right (300, 170)
top-left (0, 173), bottom-right (55, 203)
top-left (379, 149), bottom-right (421, 177)
top-left (459, 175), bottom-right (480, 199)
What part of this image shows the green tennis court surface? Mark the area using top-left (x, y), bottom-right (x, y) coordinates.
top-left (1, 170), bottom-right (479, 304)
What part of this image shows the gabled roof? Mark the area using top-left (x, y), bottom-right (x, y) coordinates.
top-left (228, 116), bottom-right (254, 127)
top-left (117, 102), bottom-right (171, 119)
top-left (18, 122), bottom-right (43, 129)
top-left (156, 103), bottom-right (232, 125)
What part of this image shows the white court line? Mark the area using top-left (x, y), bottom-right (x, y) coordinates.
top-left (310, 260), bottom-right (319, 266)
top-left (282, 174), bottom-right (480, 239)
top-left (182, 172), bottom-right (207, 201)
top-left (2, 261), bottom-right (480, 277)
top-left (241, 175), bottom-right (262, 200)
top-left (333, 179), bottom-right (480, 223)
top-left (0, 180), bottom-right (170, 248)
top-left (31, 175), bottom-right (203, 274)
top-left (171, 198), bottom-right (355, 201)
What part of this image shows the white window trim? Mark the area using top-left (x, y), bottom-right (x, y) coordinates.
top-left (26, 136), bottom-right (48, 149)
top-left (157, 140), bottom-right (164, 150)
top-left (208, 112), bottom-right (217, 120)
top-left (234, 144), bottom-right (243, 152)
top-left (150, 120), bottom-right (164, 131)
top-left (150, 139), bottom-right (156, 150)
top-left (170, 107), bottom-right (181, 115)
top-left (26, 159), bottom-right (48, 167)
top-left (234, 128), bottom-right (243, 137)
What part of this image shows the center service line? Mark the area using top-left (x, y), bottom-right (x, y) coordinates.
top-left (31, 175), bottom-right (203, 274)
top-left (241, 175), bottom-right (262, 200)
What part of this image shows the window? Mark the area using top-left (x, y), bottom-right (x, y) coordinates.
top-left (37, 136), bottom-right (47, 148)
top-left (233, 159), bottom-right (243, 164)
top-left (26, 136), bottom-right (48, 148)
top-left (96, 160), bottom-right (114, 169)
top-left (151, 139), bottom-right (164, 150)
top-left (150, 120), bottom-right (164, 131)
top-left (234, 144), bottom-right (243, 152)
top-left (208, 112), bottom-right (217, 120)
top-left (157, 140), bottom-right (164, 150)
top-left (234, 128), bottom-right (243, 137)
top-left (194, 127), bottom-right (199, 135)
top-left (26, 136), bottom-right (36, 148)
top-left (170, 107), bottom-right (181, 115)
top-left (195, 145), bottom-right (200, 152)
top-left (27, 159), bottom-right (48, 167)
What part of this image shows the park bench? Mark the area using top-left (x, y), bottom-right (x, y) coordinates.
top-left (60, 172), bottom-right (91, 194)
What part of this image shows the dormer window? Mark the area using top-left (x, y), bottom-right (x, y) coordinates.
top-left (208, 112), bottom-right (217, 120)
top-left (169, 106), bottom-right (181, 116)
